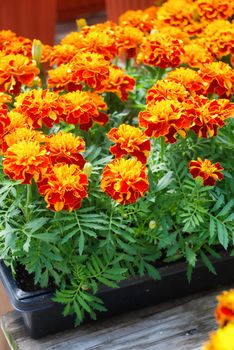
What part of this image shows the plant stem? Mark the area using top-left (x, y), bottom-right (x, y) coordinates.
top-left (160, 137), bottom-right (166, 161)
top-left (25, 185), bottom-right (32, 222)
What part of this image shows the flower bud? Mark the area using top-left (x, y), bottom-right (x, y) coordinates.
top-left (76, 18), bottom-right (87, 32)
top-left (149, 220), bottom-right (157, 229)
top-left (83, 162), bottom-right (92, 177)
top-left (32, 39), bottom-right (42, 64)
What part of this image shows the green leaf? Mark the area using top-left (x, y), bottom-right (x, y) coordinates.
top-left (217, 200), bottom-right (234, 217)
top-left (209, 217), bottom-right (216, 238)
top-left (185, 247), bottom-right (197, 267)
top-left (97, 276), bottom-right (118, 288)
top-left (211, 195), bottom-right (225, 213)
top-left (25, 218), bottom-right (48, 234)
top-left (79, 232), bottom-right (85, 255)
top-left (217, 222), bottom-right (228, 249)
top-left (156, 171), bottom-right (173, 192)
top-left (200, 252), bottom-right (217, 275)
top-left (145, 263), bottom-right (161, 280)
top-left (76, 295), bottom-right (92, 313)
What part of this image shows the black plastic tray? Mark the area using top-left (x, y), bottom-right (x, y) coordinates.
top-left (1, 252), bottom-right (234, 338)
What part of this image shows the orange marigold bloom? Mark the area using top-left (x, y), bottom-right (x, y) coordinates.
top-left (107, 124), bottom-right (151, 164)
top-left (139, 100), bottom-right (191, 143)
top-left (146, 80), bottom-right (189, 104)
top-left (101, 158), bottom-right (149, 205)
top-left (2, 127), bottom-right (45, 153)
top-left (0, 30), bottom-right (17, 48)
top-left (1, 36), bottom-right (32, 57)
top-left (49, 44), bottom-right (78, 66)
top-left (105, 66), bottom-right (135, 101)
top-left (45, 132), bottom-right (86, 168)
top-left (69, 52), bottom-right (110, 92)
top-left (119, 9), bottom-right (155, 33)
top-left (116, 26), bottom-right (144, 59)
top-left (14, 89), bottom-right (63, 128)
top-left (0, 103), bottom-right (10, 138)
top-left (157, 26), bottom-right (190, 45)
top-left (183, 42), bottom-right (214, 68)
top-left (60, 91), bottom-right (108, 131)
top-left (166, 67), bottom-right (207, 95)
top-left (37, 163), bottom-right (88, 212)
top-left (0, 54), bottom-right (40, 94)
top-left (186, 96), bottom-right (233, 137)
top-left (3, 140), bottom-right (48, 184)
top-left (202, 323), bottom-right (234, 350)
top-left (216, 290), bottom-right (234, 327)
top-left (195, 0), bottom-right (234, 21)
top-left (199, 62), bottom-right (234, 97)
top-left (47, 64), bottom-right (82, 92)
top-left (156, 0), bottom-right (195, 28)
top-left (137, 33), bottom-right (184, 69)
top-left (189, 158), bottom-right (224, 186)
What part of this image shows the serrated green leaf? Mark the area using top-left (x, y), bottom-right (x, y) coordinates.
top-left (209, 217), bottom-right (216, 238)
top-left (217, 221), bottom-right (228, 249)
top-left (217, 200), bottom-right (234, 217)
top-left (211, 195), bottom-right (225, 213)
top-left (200, 252), bottom-right (217, 275)
top-left (25, 218), bottom-right (48, 234)
top-left (185, 247), bottom-right (197, 267)
top-left (145, 263), bottom-right (161, 280)
top-left (98, 276), bottom-right (118, 288)
top-left (79, 232), bottom-right (85, 255)
top-left (76, 295), bottom-right (92, 313)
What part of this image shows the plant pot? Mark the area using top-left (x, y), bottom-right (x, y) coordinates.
top-left (1, 252), bottom-right (234, 339)
top-left (105, 0), bottom-right (155, 23)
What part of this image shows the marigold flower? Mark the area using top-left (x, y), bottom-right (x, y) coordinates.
top-left (116, 26), bottom-right (144, 59)
top-left (183, 42), bottom-right (214, 68)
top-left (3, 140), bottom-right (48, 184)
top-left (157, 26), bottom-right (190, 45)
top-left (119, 10), bottom-right (155, 33)
top-left (2, 127), bottom-right (45, 153)
top-left (101, 158), bottom-right (149, 205)
top-left (0, 54), bottom-right (39, 94)
top-left (47, 64), bottom-right (82, 92)
top-left (0, 34), bottom-right (32, 57)
top-left (199, 62), bottom-right (234, 97)
top-left (139, 100), bottom-right (191, 143)
top-left (186, 96), bottom-right (233, 138)
top-left (189, 158), bottom-right (224, 186)
top-left (105, 66), bottom-right (135, 101)
top-left (45, 132), bottom-right (86, 168)
top-left (216, 290), bottom-right (234, 327)
top-left (137, 33), bottom-right (184, 69)
top-left (196, 0), bottom-right (234, 21)
top-left (14, 90), bottom-right (63, 128)
top-left (0, 103), bottom-right (10, 138)
top-left (166, 67), bottom-right (207, 95)
top-left (146, 80), bottom-right (189, 104)
top-left (49, 44), bottom-right (78, 66)
top-left (6, 110), bottom-right (28, 132)
top-left (37, 163), bottom-right (88, 212)
top-left (202, 322), bottom-right (234, 350)
top-left (60, 91), bottom-right (108, 131)
top-left (107, 124), bottom-right (151, 164)
top-left (0, 30), bottom-right (17, 48)
top-left (156, 0), bottom-right (195, 28)
top-left (70, 52), bottom-right (110, 92)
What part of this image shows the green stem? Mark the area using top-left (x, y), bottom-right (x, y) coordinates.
top-left (160, 137), bottom-right (166, 161)
top-left (25, 185), bottom-right (32, 222)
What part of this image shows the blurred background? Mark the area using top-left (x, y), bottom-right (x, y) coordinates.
top-left (0, 0), bottom-right (155, 45)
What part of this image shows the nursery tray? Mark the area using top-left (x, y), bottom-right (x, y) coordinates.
top-left (1, 252), bottom-right (234, 339)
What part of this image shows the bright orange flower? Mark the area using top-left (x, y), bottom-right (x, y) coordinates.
top-left (196, 0), bottom-right (234, 21)
top-left (0, 92), bottom-right (12, 104)
top-left (37, 163), bottom-right (88, 212)
top-left (70, 52), bottom-right (110, 92)
top-left (189, 158), bottom-right (224, 186)
top-left (216, 290), bottom-right (234, 327)
top-left (1, 36), bottom-right (32, 57)
top-left (49, 44), bottom-right (78, 66)
top-left (116, 26), bottom-right (144, 59)
top-left (107, 124), bottom-right (151, 164)
top-left (202, 323), bottom-right (234, 350)
top-left (60, 91), bottom-right (108, 131)
top-left (119, 9), bottom-right (155, 33)
top-left (47, 64), bottom-right (82, 92)
top-left (6, 110), bottom-right (28, 132)
top-left (183, 21), bottom-right (208, 36)
top-left (0, 30), bottom-right (17, 48)
top-left (137, 33), bottom-right (184, 69)
top-left (203, 20), bottom-right (234, 58)
top-left (3, 140), bottom-right (48, 184)
top-left (139, 100), bottom-right (191, 143)
top-left (105, 66), bottom-right (135, 101)
top-left (199, 62), bottom-right (234, 97)
top-left (166, 67), bottom-right (207, 95)
top-left (14, 90), bottom-right (63, 128)
top-left (41, 44), bottom-right (54, 63)
top-left (186, 96), bottom-right (233, 138)
top-left (183, 42), bottom-right (214, 68)
top-left (0, 103), bottom-right (10, 138)
top-left (146, 80), bottom-right (189, 104)
top-left (101, 158), bottom-right (149, 205)
top-left (45, 132), bottom-right (86, 168)
top-left (61, 31), bottom-right (86, 48)
top-left (2, 126), bottom-right (44, 153)
top-left (0, 54), bottom-right (39, 94)
top-left (157, 26), bottom-right (190, 45)
top-left (156, 0), bottom-right (195, 28)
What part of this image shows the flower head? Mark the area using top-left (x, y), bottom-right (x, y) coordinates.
top-left (216, 290), bottom-right (234, 326)
top-left (37, 163), bottom-right (88, 211)
top-left (119, 9), bottom-right (156, 33)
top-left (189, 158), bottom-right (224, 186)
top-left (107, 124), bottom-right (151, 164)
top-left (47, 64), bottom-right (82, 92)
top-left (196, 0), bottom-right (234, 21)
top-left (116, 26), bottom-right (144, 58)
top-left (49, 44), bottom-right (78, 66)
top-left (146, 80), bottom-right (189, 104)
top-left (2, 127), bottom-right (45, 153)
top-left (101, 158), bottom-right (149, 205)
top-left (105, 66), bottom-right (135, 101)
top-left (157, 0), bottom-right (195, 28)
top-left (203, 322), bottom-right (234, 350)
top-left (0, 103), bottom-right (10, 138)
top-left (45, 132), bottom-right (86, 168)
top-left (3, 140), bottom-right (48, 184)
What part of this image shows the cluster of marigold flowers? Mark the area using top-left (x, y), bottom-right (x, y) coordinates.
top-left (203, 289), bottom-right (234, 350)
top-left (0, 0), bottom-right (234, 211)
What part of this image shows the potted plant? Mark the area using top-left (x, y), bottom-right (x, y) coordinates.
top-left (0, 0), bottom-right (234, 338)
